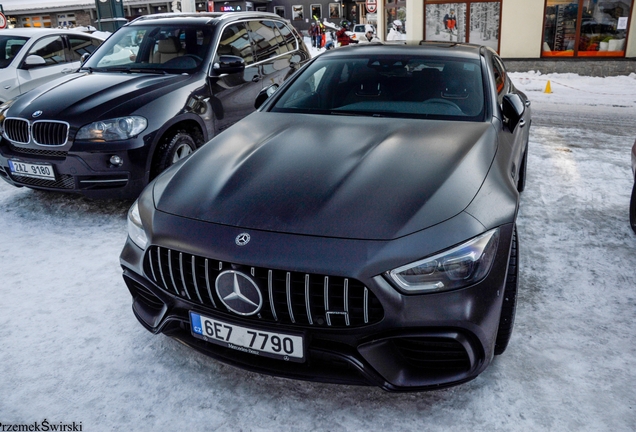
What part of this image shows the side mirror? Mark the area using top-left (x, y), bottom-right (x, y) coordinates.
top-left (80, 53), bottom-right (90, 64)
top-left (22, 55), bottom-right (47, 69)
top-left (255, 84), bottom-right (279, 109)
top-left (212, 55), bottom-right (245, 76)
top-left (502, 93), bottom-right (525, 131)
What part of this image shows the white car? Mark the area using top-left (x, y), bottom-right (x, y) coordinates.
top-left (0, 28), bottom-right (105, 103)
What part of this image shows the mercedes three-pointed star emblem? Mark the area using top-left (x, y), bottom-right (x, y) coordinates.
top-left (215, 270), bottom-right (263, 316)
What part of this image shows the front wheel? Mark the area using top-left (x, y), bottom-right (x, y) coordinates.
top-left (494, 226), bottom-right (518, 355)
top-left (630, 182), bottom-right (636, 234)
top-left (151, 130), bottom-right (197, 179)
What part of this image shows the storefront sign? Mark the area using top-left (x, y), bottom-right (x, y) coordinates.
top-left (365, 0), bottom-right (377, 14)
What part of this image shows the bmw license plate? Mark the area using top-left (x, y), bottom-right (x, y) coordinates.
top-left (190, 311), bottom-right (305, 362)
top-left (8, 160), bottom-right (55, 180)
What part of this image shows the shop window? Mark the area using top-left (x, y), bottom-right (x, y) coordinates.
top-left (292, 5), bottom-right (304, 21)
top-left (386, 1), bottom-right (406, 40)
top-left (311, 4), bottom-right (322, 20)
top-left (275, 6), bottom-right (285, 18)
top-left (424, 1), bottom-right (500, 50)
top-left (329, 3), bottom-right (341, 19)
top-left (57, 14), bottom-right (76, 28)
top-left (543, 0), bottom-right (632, 57)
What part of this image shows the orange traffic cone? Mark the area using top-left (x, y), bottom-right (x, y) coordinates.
top-left (544, 80), bottom-right (552, 94)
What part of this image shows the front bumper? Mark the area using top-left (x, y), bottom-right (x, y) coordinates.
top-left (0, 138), bottom-right (150, 199)
top-left (120, 212), bottom-right (515, 392)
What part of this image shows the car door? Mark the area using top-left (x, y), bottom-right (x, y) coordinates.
top-left (492, 54), bottom-right (527, 185)
top-left (209, 21), bottom-right (264, 133)
top-left (16, 35), bottom-right (74, 96)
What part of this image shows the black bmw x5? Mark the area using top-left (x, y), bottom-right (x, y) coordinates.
top-left (0, 12), bottom-right (309, 199)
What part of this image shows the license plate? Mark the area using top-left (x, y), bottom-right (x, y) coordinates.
top-left (190, 311), bottom-right (305, 362)
top-left (8, 160), bottom-right (55, 180)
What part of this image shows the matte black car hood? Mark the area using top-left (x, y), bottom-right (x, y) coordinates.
top-left (8, 72), bottom-right (191, 121)
top-left (154, 112), bottom-right (497, 240)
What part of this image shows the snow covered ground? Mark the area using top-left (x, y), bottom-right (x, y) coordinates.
top-left (1, 68), bottom-right (636, 431)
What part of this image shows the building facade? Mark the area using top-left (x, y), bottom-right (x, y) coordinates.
top-left (3, 0), bottom-right (635, 69)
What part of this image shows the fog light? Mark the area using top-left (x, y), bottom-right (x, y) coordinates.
top-left (110, 155), bottom-right (123, 167)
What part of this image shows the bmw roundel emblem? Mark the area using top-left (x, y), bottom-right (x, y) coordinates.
top-left (235, 233), bottom-right (250, 246)
top-left (32, 110), bottom-right (43, 118)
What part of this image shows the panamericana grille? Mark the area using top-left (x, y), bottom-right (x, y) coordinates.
top-left (9, 172), bottom-right (75, 189)
top-left (4, 118), bottom-right (69, 146)
top-left (144, 246), bottom-right (384, 328)
top-left (8, 143), bottom-right (68, 158)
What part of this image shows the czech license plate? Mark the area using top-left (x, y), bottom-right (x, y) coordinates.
top-left (190, 311), bottom-right (305, 363)
top-left (8, 160), bottom-right (55, 180)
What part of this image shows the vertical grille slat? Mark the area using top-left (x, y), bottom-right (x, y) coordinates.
top-left (191, 256), bottom-right (204, 304)
top-left (179, 252), bottom-right (192, 300)
top-left (144, 246), bottom-right (383, 328)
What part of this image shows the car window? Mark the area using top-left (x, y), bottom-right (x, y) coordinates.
top-left (271, 55), bottom-right (485, 121)
top-left (275, 21), bottom-right (298, 52)
top-left (217, 22), bottom-right (255, 65)
top-left (67, 35), bottom-right (101, 61)
top-left (246, 20), bottom-right (281, 62)
top-left (26, 36), bottom-right (67, 66)
top-left (86, 25), bottom-right (211, 73)
top-left (0, 36), bottom-right (28, 68)
top-left (491, 56), bottom-right (507, 98)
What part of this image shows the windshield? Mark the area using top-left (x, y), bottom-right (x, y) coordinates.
top-left (83, 24), bottom-right (213, 74)
top-left (271, 55), bottom-right (485, 121)
top-left (0, 36), bottom-right (28, 69)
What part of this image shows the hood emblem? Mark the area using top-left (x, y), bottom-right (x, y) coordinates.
top-left (32, 110), bottom-right (43, 118)
top-left (235, 233), bottom-right (250, 246)
top-left (215, 270), bottom-right (263, 316)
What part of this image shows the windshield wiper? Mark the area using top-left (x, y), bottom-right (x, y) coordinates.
top-left (102, 67), bottom-right (168, 75)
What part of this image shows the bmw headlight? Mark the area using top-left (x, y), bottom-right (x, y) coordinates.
top-left (76, 116), bottom-right (147, 141)
top-left (386, 229), bottom-right (500, 294)
top-left (0, 99), bottom-right (16, 134)
top-left (127, 200), bottom-right (148, 250)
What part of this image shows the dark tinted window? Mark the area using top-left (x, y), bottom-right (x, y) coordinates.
top-left (271, 55), bottom-right (485, 120)
top-left (0, 36), bottom-right (28, 68)
top-left (217, 22), bottom-right (254, 64)
top-left (275, 21), bottom-right (297, 52)
top-left (68, 36), bottom-right (101, 61)
top-left (247, 20), bottom-right (289, 61)
top-left (27, 36), bottom-right (67, 66)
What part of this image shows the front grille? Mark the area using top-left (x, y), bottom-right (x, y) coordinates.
top-left (32, 121), bottom-right (69, 146)
top-left (3, 118), bottom-right (69, 146)
top-left (4, 118), bottom-right (29, 144)
top-left (393, 337), bottom-right (471, 372)
top-left (8, 143), bottom-right (68, 158)
top-left (9, 172), bottom-right (75, 189)
top-left (144, 246), bottom-right (384, 328)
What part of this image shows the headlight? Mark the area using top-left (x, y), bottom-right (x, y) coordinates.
top-left (127, 200), bottom-right (148, 250)
top-left (0, 99), bottom-right (16, 133)
top-left (386, 228), bottom-right (500, 294)
top-left (76, 116), bottom-right (147, 141)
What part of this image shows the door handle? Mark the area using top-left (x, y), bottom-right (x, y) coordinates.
top-left (519, 119), bottom-right (526, 128)
top-left (61, 68), bottom-right (74, 74)
top-left (252, 75), bottom-right (261, 83)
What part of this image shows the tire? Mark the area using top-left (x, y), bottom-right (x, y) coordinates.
top-left (517, 147), bottom-right (527, 193)
top-left (630, 181), bottom-right (636, 234)
top-left (151, 130), bottom-right (197, 179)
top-left (494, 226), bottom-right (518, 355)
